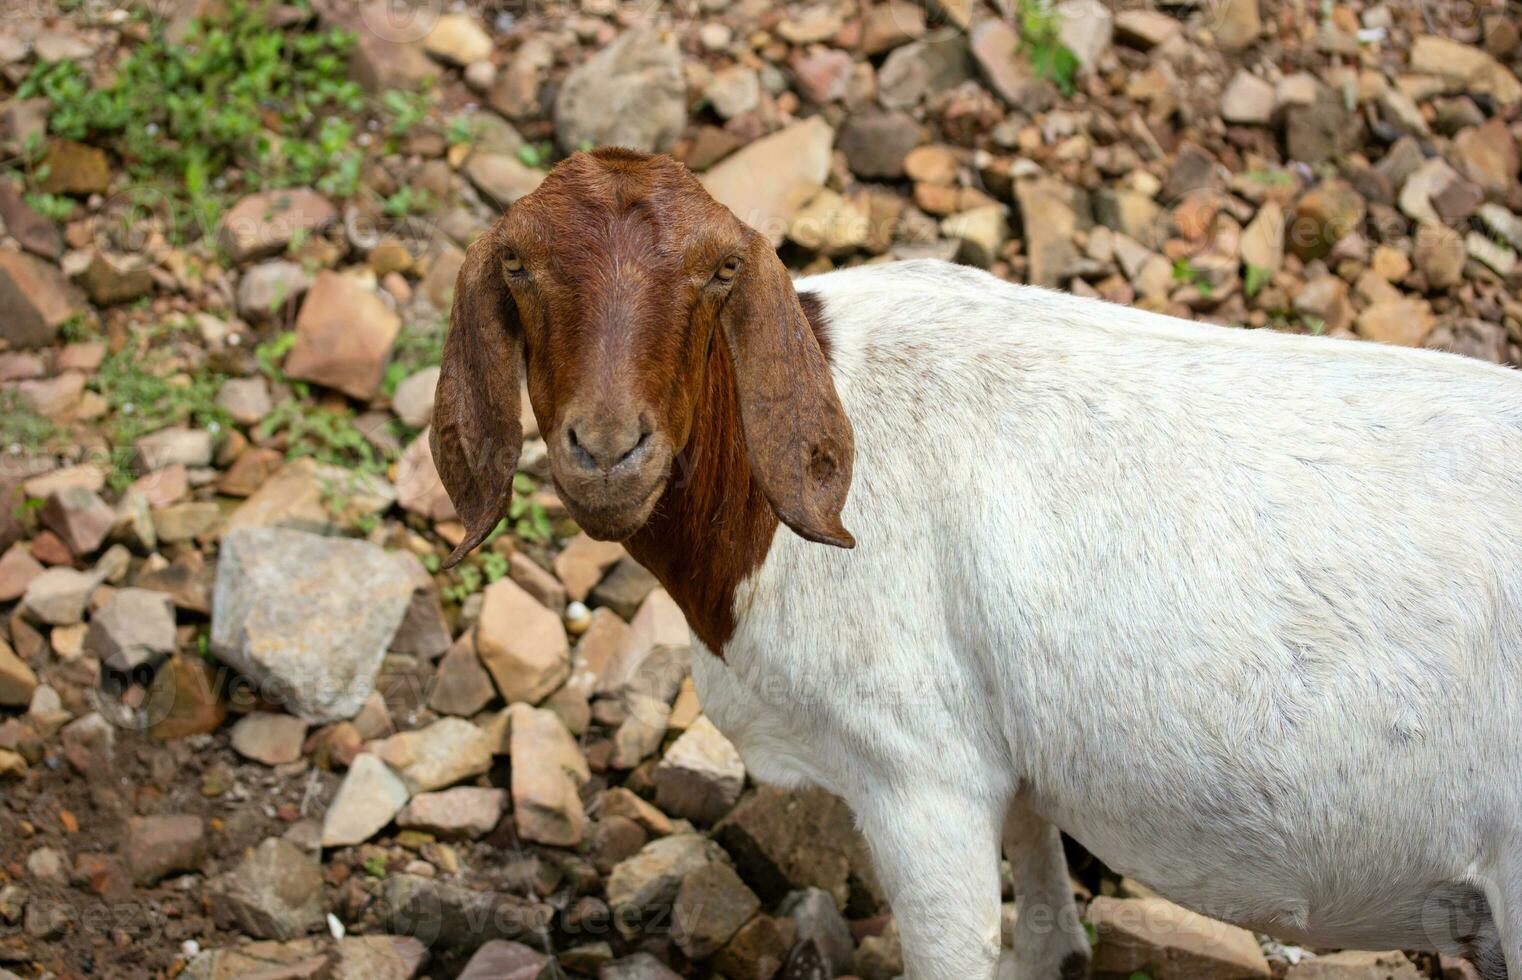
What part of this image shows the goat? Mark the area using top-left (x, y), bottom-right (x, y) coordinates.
top-left (432, 147), bottom-right (1522, 980)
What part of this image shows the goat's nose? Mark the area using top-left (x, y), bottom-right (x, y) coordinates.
top-left (565, 416), bottom-right (651, 473)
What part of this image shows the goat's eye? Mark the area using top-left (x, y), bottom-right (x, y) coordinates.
top-left (715, 256), bottom-right (741, 282)
top-left (502, 248), bottom-right (524, 274)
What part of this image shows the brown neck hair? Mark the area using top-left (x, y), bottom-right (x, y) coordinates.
top-left (623, 291), bottom-right (830, 655)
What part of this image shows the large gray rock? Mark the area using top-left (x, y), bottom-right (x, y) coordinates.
top-left (555, 25), bottom-right (686, 154)
top-left (211, 527), bottom-right (415, 722)
top-left (378, 874), bottom-right (553, 948)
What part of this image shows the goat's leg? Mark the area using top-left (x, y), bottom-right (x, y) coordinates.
top-left (1003, 801), bottom-right (1090, 979)
top-left (853, 786), bottom-right (1004, 980)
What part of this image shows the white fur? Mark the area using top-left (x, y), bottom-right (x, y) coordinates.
top-left (692, 260), bottom-right (1522, 979)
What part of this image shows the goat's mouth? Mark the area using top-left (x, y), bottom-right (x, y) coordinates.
top-left (549, 447), bottom-right (672, 542)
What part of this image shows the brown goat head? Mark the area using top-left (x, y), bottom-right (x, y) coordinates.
top-left (430, 147), bottom-right (855, 568)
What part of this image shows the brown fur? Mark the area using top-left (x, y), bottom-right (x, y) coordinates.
top-left (430, 148), bottom-right (854, 653)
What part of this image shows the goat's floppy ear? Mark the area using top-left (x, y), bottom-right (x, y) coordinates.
top-left (430, 234), bottom-right (524, 568)
top-left (719, 237), bottom-right (856, 548)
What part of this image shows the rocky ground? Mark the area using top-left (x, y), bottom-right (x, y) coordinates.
top-left (0, 0), bottom-right (1517, 977)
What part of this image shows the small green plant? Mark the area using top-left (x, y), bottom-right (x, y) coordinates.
top-left (1304, 316), bottom-right (1327, 336)
top-left (255, 330), bottom-right (303, 390)
top-left (517, 141), bottom-right (555, 169)
top-left (479, 549), bottom-right (509, 583)
top-left (1244, 263), bottom-right (1272, 299)
top-left (442, 562), bottom-right (483, 604)
top-left (91, 337), bottom-right (230, 489)
top-left (1017, 0), bottom-right (1080, 97)
top-left (445, 115), bottom-right (475, 147)
top-left (256, 401), bottom-right (395, 475)
top-left (23, 191), bottom-right (75, 222)
top-left (362, 855), bottom-right (388, 878)
top-left (1241, 168), bottom-right (1296, 187)
top-left (421, 552), bottom-right (442, 573)
top-left (510, 473), bottom-right (555, 543)
top-left (381, 318), bottom-right (446, 397)
top-left (382, 88), bottom-right (430, 137)
top-left (381, 185), bottom-right (432, 219)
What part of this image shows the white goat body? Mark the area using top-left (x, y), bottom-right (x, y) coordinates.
top-left (693, 260), bottom-right (1522, 979)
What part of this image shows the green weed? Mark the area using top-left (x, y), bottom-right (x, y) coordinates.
top-left (91, 336), bottom-right (230, 489)
top-left (255, 400), bottom-right (395, 475)
top-left (0, 390), bottom-right (60, 453)
top-left (1018, 0), bottom-right (1080, 97)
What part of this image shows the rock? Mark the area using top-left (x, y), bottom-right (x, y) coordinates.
top-left (378, 873), bottom-right (552, 948)
top-left (878, 34), bottom-right (974, 109)
top-left (0, 639), bottom-right (37, 707)
top-left (359, 710), bottom-right (485, 794)
top-left (237, 260), bottom-right (311, 322)
top-left (321, 752), bottom-right (411, 847)
top-left (1221, 71), bottom-right (1276, 125)
top-left (0, 250), bottom-right (85, 348)
top-left (555, 26), bottom-right (686, 154)
top-left (707, 66), bottom-right (762, 119)
top-left (464, 152), bottom-right (546, 208)
top-left (1214, 0), bottom-right (1261, 50)
top-left (75, 251), bottom-right (153, 306)
top-left (1410, 35), bottom-right (1522, 107)
top-left (852, 918), bottom-right (903, 980)
top-left (1088, 896), bottom-right (1272, 979)
top-left (716, 786), bottom-right (879, 910)
top-left (21, 566), bottom-right (99, 626)
top-left (1285, 87), bottom-right (1361, 166)
top-left (782, 888), bottom-right (855, 975)
top-left (969, 19), bottom-right (1046, 108)
top-left (1115, 9), bottom-right (1181, 48)
top-left (789, 189), bottom-right (870, 257)
top-left (1414, 221), bottom-right (1467, 289)
top-left (715, 913), bottom-right (794, 980)
top-left (0, 544), bottom-right (42, 602)
top-left (284, 271), bottom-right (401, 400)
top-left (673, 860), bottom-right (761, 960)
top-left (182, 939), bottom-right (331, 980)
top-left (39, 486), bottom-right (113, 556)
top-left (1287, 950), bottom-right (1423, 979)
top-left (230, 713), bottom-right (309, 765)
top-left (1480, 203), bottom-right (1522, 253)
top-left (1290, 180), bottom-right (1365, 261)
top-left (219, 188), bottom-right (338, 263)
top-left (599, 953), bottom-right (683, 979)
top-left (346, 3), bottom-right (437, 93)
top-left (1357, 298), bottom-right (1435, 347)
top-left (778, 4), bottom-right (843, 43)
top-left (606, 833), bottom-right (730, 935)
top-left (590, 557), bottom-right (660, 620)
top-left (0, 181), bottom-right (61, 259)
top-left (1016, 178), bottom-right (1083, 288)
top-left (555, 533), bottom-right (626, 602)
top-left (458, 940), bottom-right (548, 980)
top-left (941, 205), bottom-right (1010, 269)
top-left (1240, 202), bottom-right (1285, 274)
top-left (395, 431), bottom-right (456, 521)
top-left (838, 111), bottom-right (921, 180)
top-left (146, 654), bottom-right (227, 739)
top-left (1294, 274), bottom-right (1353, 332)
top-left (127, 814), bottom-right (206, 885)
top-left (655, 716), bottom-right (746, 824)
top-left (861, 1), bottom-right (926, 55)
top-left (85, 587), bottom-right (176, 673)
top-left (1466, 231), bottom-right (1517, 276)
top-left (590, 816), bottom-right (649, 874)
top-left (703, 116), bottom-right (835, 246)
top-left (217, 377), bottom-right (273, 427)
top-left (476, 577), bottom-right (571, 704)
top-left (397, 786), bottom-right (508, 839)
top-left (423, 13), bottom-right (492, 65)
top-left (392, 366), bottom-right (440, 428)
top-left (491, 37), bottom-right (554, 119)
top-left (210, 837), bottom-right (324, 940)
top-left (212, 527), bottom-right (415, 723)
top-left (228, 457), bottom-right (395, 534)
top-left (38, 139), bottom-right (110, 195)
top-left (509, 702), bottom-right (591, 846)
top-left (508, 552), bottom-right (567, 615)
top-left (335, 935), bottom-right (429, 979)
top-left (790, 48), bottom-right (854, 104)
top-left (1454, 120), bottom-right (1522, 203)
top-left (429, 633), bottom-right (496, 717)
top-left (1057, 0), bottom-right (1113, 70)
top-left (134, 426), bottom-right (215, 472)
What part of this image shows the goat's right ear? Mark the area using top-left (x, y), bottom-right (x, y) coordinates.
top-left (430, 235), bottom-right (523, 568)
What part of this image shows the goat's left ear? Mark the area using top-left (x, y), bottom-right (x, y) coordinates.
top-left (719, 237), bottom-right (856, 548)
